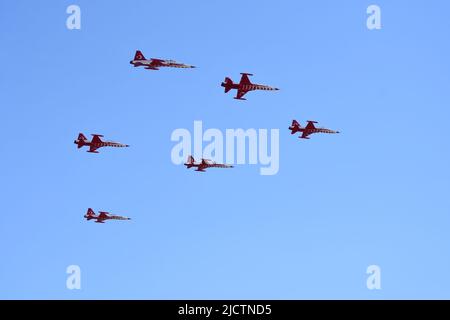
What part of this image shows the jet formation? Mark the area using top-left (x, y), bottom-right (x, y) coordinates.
top-left (289, 120), bottom-right (340, 139)
top-left (221, 73), bottom-right (279, 100)
top-left (184, 156), bottom-right (233, 172)
top-left (74, 133), bottom-right (129, 153)
top-left (130, 50), bottom-right (195, 70)
top-left (76, 51), bottom-right (341, 225)
top-left (84, 208), bottom-right (131, 223)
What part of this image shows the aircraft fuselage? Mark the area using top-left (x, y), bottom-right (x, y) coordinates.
top-left (130, 59), bottom-right (155, 67)
top-left (289, 124), bottom-right (340, 139)
top-left (242, 84), bottom-right (275, 91)
top-left (74, 140), bottom-right (128, 148)
top-left (130, 59), bottom-right (193, 69)
top-left (222, 83), bottom-right (275, 92)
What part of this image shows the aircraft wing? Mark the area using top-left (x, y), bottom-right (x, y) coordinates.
top-left (91, 134), bottom-right (104, 144)
top-left (235, 89), bottom-right (248, 100)
top-left (150, 59), bottom-right (165, 67)
top-left (300, 131), bottom-right (311, 139)
top-left (88, 145), bottom-right (99, 153)
top-left (98, 212), bottom-right (109, 219)
top-left (239, 73), bottom-right (252, 85)
top-left (196, 163), bottom-right (207, 171)
top-left (305, 121), bottom-right (317, 130)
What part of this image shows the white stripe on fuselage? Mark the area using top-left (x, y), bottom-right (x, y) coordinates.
top-left (132, 59), bottom-right (166, 66)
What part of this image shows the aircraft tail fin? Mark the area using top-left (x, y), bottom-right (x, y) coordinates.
top-left (134, 50), bottom-right (146, 61)
top-left (76, 133), bottom-right (87, 148)
top-left (222, 77), bottom-right (233, 93)
top-left (185, 155), bottom-right (195, 168)
top-left (85, 208), bottom-right (96, 220)
top-left (289, 120), bottom-right (301, 134)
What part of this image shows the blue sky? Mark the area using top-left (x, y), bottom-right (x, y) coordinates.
top-left (1, 0), bottom-right (450, 299)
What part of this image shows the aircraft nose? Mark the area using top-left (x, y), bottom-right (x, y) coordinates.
top-left (129, 61), bottom-right (133, 64)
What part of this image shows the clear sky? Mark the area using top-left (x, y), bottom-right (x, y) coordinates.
top-left (1, 0), bottom-right (450, 299)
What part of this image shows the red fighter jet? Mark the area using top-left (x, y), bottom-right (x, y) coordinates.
top-left (129, 50), bottom-right (195, 70)
top-left (84, 208), bottom-right (131, 224)
top-left (221, 73), bottom-right (279, 100)
top-left (74, 133), bottom-right (129, 153)
top-left (289, 120), bottom-right (340, 139)
top-left (184, 156), bottom-right (233, 172)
